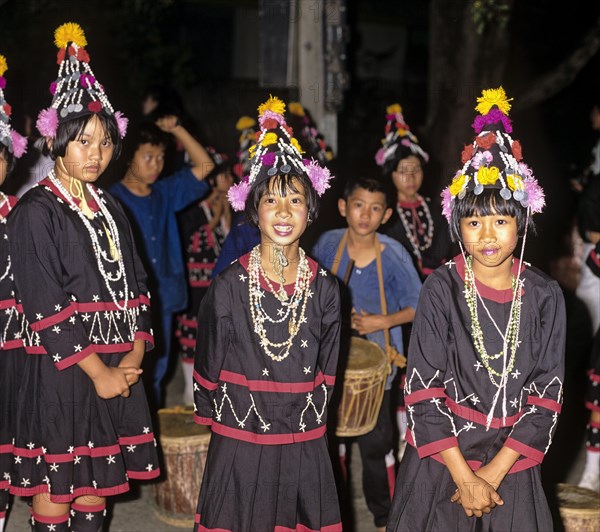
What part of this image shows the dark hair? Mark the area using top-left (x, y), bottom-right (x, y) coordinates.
top-left (245, 173), bottom-right (319, 227)
top-left (0, 145), bottom-right (16, 176)
top-left (449, 188), bottom-right (534, 242)
top-left (382, 145), bottom-right (426, 181)
top-left (44, 110), bottom-right (122, 160)
top-left (343, 176), bottom-right (395, 208)
top-left (122, 122), bottom-right (169, 164)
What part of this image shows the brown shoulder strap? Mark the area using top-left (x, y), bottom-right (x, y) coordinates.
top-left (374, 235), bottom-right (392, 350)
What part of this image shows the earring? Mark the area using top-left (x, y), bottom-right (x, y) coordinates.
top-left (307, 215), bottom-right (313, 224)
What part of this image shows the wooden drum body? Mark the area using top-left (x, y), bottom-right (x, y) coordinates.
top-left (336, 337), bottom-right (388, 437)
top-left (556, 483), bottom-right (600, 531)
top-left (153, 407), bottom-right (211, 528)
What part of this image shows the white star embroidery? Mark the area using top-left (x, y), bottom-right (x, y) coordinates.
top-left (277, 308), bottom-right (285, 317)
top-left (106, 455), bottom-right (116, 464)
top-left (74, 344), bottom-right (82, 352)
top-left (307, 289), bottom-right (314, 298)
top-left (49, 463), bottom-right (59, 472)
top-left (474, 361), bottom-right (483, 371)
top-left (86, 513), bottom-right (94, 521)
top-left (299, 422), bottom-right (306, 432)
top-left (303, 366), bottom-right (311, 375)
top-left (470, 396), bottom-right (480, 405)
top-left (239, 274), bottom-right (247, 282)
top-left (52, 325), bottom-right (61, 334)
top-left (48, 524), bottom-right (57, 531)
top-left (67, 446), bottom-right (74, 453)
top-left (3, 472), bottom-right (9, 480)
top-left (510, 398), bottom-right (519, 408)
top-left (14, 456), bottom-right (22, 464)
top-left (27, 442), bottom-right (35, 449)
top-left (92, 480), bottom-right (98, 488)
top-left (301, 340), bottom-right (308, 348)
top-left (146, 464), bottom-right (154, 472)
top-left (319, 268), bottom-right (327, 277)
top-left (511, 369), bottom-right (521, 379)
top-left (143, 427), bottom-right (150, 434)
top-left (262, 368), bottom-right (269, 376)
top-left (36, 456), bottom-right (42, 465)
top-left (21, 478), bottom-right (30, 487)
top-left (68, 316), bottom-right (76, 324)
top-left (127, 445), bottom-right (136, 453)
top-left (92, 294), bottom-right (100, 302)
top-left (36, 313), bottom-right (43, 320)
top-left (261, 422), bottom-right (271, 432)
top-left (445, 260), bottom-right (456, 269)
top-left (54, 304), bottom-right (62, 312)
top-left (88, 441), bottom-right (94, 448)
top-left (53, 354), bottom-right (61, 363)
top-left (74, 456), bottom-right (81, 465)
top-left (141, 304), bottom-right (148, 312)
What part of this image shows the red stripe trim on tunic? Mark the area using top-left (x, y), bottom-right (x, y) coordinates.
top-left (118, 433), bottom-right (155, 445)
top-left (404, 387), bottom-right (447, 406)
top-left (187, 261), bottom-right (216, 270)
top-left (55, 342), bottom-right (141, 370)
top-left (30, 510), bottom-right (70, 524)
top-left (205, 224), bottom-right (215, 248)
top-left (504, 437), bottom-right (544, 463)
top-left (71, 502), bottom-right (106, 513)
top-left (445, 398), bottom-right (522, 428)
top-left (127, 468), bottom-right (160, 480)
top-left (194, 415), bottom-right (213, 425)
top-left (1, 339), bottom-right (28, 350)
top-left (195, 514), bottom-right (343, 532)
top-left (526, 395), bottom-right (562, 413)
top-left (177, 316), bottom-right (198, 328)
top-left (585, 401), bottom-right (600, 413)
top-left (414, 436), bottom-right (459, 458)
top-left (190, 280), bottom-right (212, 288)
top-left (587, 369), bottom-right (600, 383)
top-left (194, 369), bottom-right (219, 391)
top-left (0, 444), bottom-right (12, 453)
top-left (134, 331), bottom-right (154, 345)
top-left (30, 305), bottom-right (75, 331)
top-left (45, 444), bottom-right (121, 462)
top-left (218, 369), bottom-right (333, 393)
top-left (0, 509), bottom-right (6, 518)
top-left (179, 337), bottom-right (196, 348)
top-left (0, 298), bottom-right (22, 310)
top-left (11, 481), bottom-right (131, 501)
top-left (421, 267), bottom-right (435, 276)
top-left (590, 420), bottom-right (600, 429)
top-left (211, 422), bottom-right (326, 444)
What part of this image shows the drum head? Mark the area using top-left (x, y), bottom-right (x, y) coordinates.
top-left (346, 337), bottom-right (386, 371)
top-left (158, 406), bottom-right (211, 439)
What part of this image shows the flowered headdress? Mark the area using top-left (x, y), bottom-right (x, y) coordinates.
top-left (0, 55), bottom-right (27, 158)
top-left (287, 102), bottom-right (334, 164)
top-left (375, 103), bottom-right (428, 167)
top-left (233, 115), bottom-right (257, 180)
top-left (441, 87), bottom-right (545, 222)
top-left (227, 95), bottom-right (333, 211)
top-left (36, 22), bottom-right (127, 139)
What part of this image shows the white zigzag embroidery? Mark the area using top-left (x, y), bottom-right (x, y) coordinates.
top-left (213, 383), bottom-right (271, 432)
top-left (510, 376), bottom-right (563, 454)
top-left (299, 384), bottom-right (328, 432)
top-left (1, 307), bottom-right (40, 348)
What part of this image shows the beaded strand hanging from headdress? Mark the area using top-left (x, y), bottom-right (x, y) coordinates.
top-left (0, 54), bottom-right (27, 159)
top-left (227, 95), bottom-right (333, 211)
top-left (36, 22), bottom-right (128, 139)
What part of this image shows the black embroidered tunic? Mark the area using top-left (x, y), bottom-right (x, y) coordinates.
top-left (192, 251), bottom-right (342, 531)
top-left (5, 178), bottom-right (159, 503)
top-left (387, 254), bottom-right (566, 531)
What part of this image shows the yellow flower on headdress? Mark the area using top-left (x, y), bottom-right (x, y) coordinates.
top-left (475, 87), bottom-right (512, 116)
top-left (396, 128), bottom-right (407, 136)
top-left (236, 116), bottom-right (255, 131)
top-left (54, 22), bottom-right (88, 49)
top-left (449, 174), bottom-right (467, 196)
top-left (387, 103), bottom-right (402, 115)
top-left (261, 132), bottom-right (278, 147)
top-left (288, 102), bottom-right (305, 116)
top-left (477, 166), bottom-right (500, 185)
top-left (0, 55), bottom-right (7, 77)
top-left (507, 174), bottom-right (524, 191)
top-left (258, 95), bottom-right (286, 117)
top-left (248, 143), bottom-right (258, 159)
top-left (291, 137), bottom-right (304, 154)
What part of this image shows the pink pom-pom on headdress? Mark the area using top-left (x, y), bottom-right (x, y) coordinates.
top-left (375, 148), bottom-right (386, 166)
top-left (114, 111), bottom-right (128, 139)
top-left (305, 159), bottom-right (332, 196)
top-left (36, 107), bottom-right (58, 137)
top-left (227, 181), bottom-right (251, 211)
top-left (441, 187), bottom-right (453, 223)
top-left (523, 177), bottom-right (545, 214)
top-left (259, 110), bottom-right (286, 128)
top-left (10, 130), bottom-right (27, 159)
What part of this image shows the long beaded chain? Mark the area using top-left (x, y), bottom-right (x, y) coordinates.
top-left (397, 196), bottom-right (434, 261)
top-left (48, 170), bottom-right (130, 310)
top-left (0, 192), bottom-right (10, 282)
top-left (248, 245), bottom-right (311, 361)
top-left (463, 254), bottom-right (522, 386)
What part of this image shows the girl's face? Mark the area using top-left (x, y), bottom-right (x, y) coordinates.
top-left (56, 114), bottom-right (114, 183)
top-left (215, 169), bottom-right (234, 194)
top-left (391, 155), bottom-right (423, 201)
top-left (128, 143), bottom-right (166, 186)
top-left (0, 151), bottom-right (7, 187)
top-left (459, 212), bottom-right (519, 271)
top-left (257, 178), bottom-right (308, 247)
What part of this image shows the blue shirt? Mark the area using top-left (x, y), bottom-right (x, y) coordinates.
top-left (111, 167), bottom-right (209, 313)
top-left (212, 217), bottom-right (261, 278)
top-left (312, 228), bottom-right (422, 387)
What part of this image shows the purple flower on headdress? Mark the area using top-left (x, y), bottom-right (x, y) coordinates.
top-left (49, 81), bottom-right (57, 95)
top-left (114, 111), bottom-right (128, 139)
top-left (261, 152), bottom-right (276, 165)
top-left (36, 107), bottom-right (58, 138)
top-left (523, 177), bottom-right (545, 214)
top-left (80, 74), bottom-right (95, 88)
top-left (259, 110), bottom-right (285, 128)
top-left (471, 150), bottom-right (493, 169)
top-left (517, 162), bottom-right (533, 179)
top-left (375, 147), bottom-right (387, 166)
top-left (0, 77), bottom-right (6, 89)
top-left (401, 138), bottom-right (412, 147)
top-left (305, 159), bottom-right (333, 196)
top-left (472, 108), bottom-right (513, 134)
top-left (10, 130), bottom-right (27, 158)
top-left (227, 181), bottom-right (251, 212)
top-left (441, 187), bottom-right (453, 223)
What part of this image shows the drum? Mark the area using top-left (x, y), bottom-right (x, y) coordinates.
top-left (556, 483), bottom-right (600, 531)
top-left (152, 406), bottom-right (211, 528)
top-left (336, 337), bottom-right (388, 437)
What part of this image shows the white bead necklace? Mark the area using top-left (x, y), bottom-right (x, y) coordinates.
top-left (248, 245), bottom-right (311, 362)
top-left (48, 170), bottom-right (130, 310)
top-left (0, 192), bottom-right (10, 282)
top-left (397, 196), bottom-right (434, 261)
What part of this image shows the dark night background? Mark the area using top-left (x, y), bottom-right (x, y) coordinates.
top-left (1, 0), bottom-right (599, 524)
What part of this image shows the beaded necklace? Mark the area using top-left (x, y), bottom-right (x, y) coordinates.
top-left (248, 245), bottom-right (311, 362)
top-left (48, 170), bottom-right (130, 310)
top-left (463, 254), bottom-right (522, 387)
top-left (397, 196), bottom-right (434, 261)
top-left (0, 192), bottom-right (10, 282)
